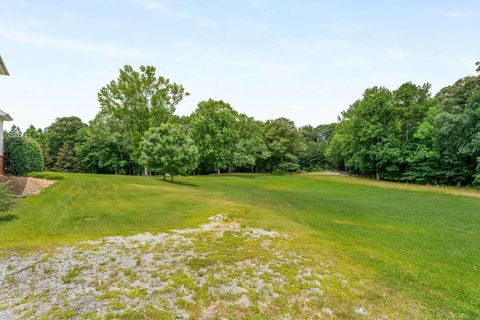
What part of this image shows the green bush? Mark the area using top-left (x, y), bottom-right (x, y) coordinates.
top-left (26, 172), bottom-right (65, 180)
top-left (0, 182), bottom-right (15, 211)
top-left (5, 136), bottom-right (44, 176)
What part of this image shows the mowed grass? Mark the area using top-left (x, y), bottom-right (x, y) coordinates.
top-left (2, 173), bottom-right (480, 318)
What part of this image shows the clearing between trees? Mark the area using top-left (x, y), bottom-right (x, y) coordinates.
top-left (1, 173), bottom-right (480, 319)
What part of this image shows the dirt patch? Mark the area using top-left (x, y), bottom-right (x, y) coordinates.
top-left (0, 176), bottom-right (55, 196)
top-left (0, 215), bottom-right (427, 319)
top-left (0, 215), bottom-right (355, 319)
top-left (301, 171), bottom-right (346, 176)
top-left (318, 170), bottom-right (347, 176)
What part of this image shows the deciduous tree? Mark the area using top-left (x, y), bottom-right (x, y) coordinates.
top-left (190, 99), bottom-right (237, 174)
top-left (264, 118), bottom-right (304, 172)
top-left (45, 117), bottom-right (86, 164)
top-left (98, 65), bottom-right (188, 174)
top-left (139, 123), bottom-right (198, 180)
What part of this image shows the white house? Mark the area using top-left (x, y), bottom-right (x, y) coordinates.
top-left (0, 55), bottom-right (13, 175)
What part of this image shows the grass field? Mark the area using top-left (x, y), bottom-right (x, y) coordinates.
top-left (1, 173), bottom-right (480, 319)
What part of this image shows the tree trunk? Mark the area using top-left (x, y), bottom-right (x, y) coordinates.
top-left (144, 166), bottom-right (148, 176)
top-left (217, 168), bottom-right (220, 175)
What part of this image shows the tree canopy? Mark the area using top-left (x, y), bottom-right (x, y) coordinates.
top-left (264, 118), bottom-right (304, 172)
top-left (13, 63), bottom-right (480, 187)
top-left (190, 99), bottom-right (238, 174)
top-left (139, 123), bottom-right (198, 180)
top-left (45, 116), bottom-right (86, 170)
top-left (98, 65), bottom-right (188, 170)
top-left (327, 64), bottom-right (480, 185)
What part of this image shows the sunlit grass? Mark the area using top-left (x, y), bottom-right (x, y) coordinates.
top-left (1, 172), bottom-right (479, 318)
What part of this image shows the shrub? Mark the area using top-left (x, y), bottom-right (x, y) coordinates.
top-left (5, 136), bottom-right (44, 176)
top-left (0, 182), bottom-right (15, 211)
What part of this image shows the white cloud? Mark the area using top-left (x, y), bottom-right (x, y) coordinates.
top-left (0, 29), bottom-right (141, 60)
top-left (132, 0), bottom-right (217, 27)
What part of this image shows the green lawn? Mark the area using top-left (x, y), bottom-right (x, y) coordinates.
top-left (1, 173), bottom-right (480, 318)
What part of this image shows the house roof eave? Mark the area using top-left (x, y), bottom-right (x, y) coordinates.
top-left (0, 110), bottom-right (13, 121)
top-left (0, 55), bottom-right (9, 76)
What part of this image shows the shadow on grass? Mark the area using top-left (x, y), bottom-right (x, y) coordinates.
top-left (155, 178), bottom-right (199, 188)
top-left (230, 174), bottom-right (257, 179)
top-left (203, 174), bottom-right (258, 179)
top-left (0, 214), bottom-right (18, 223)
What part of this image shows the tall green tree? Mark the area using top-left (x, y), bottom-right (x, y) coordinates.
top-left (76, 115), bottom-right (132, 174)
top-left (328, 87), bottom-right (397, 179)
top-left (139, 123), bottom-right (198, 180)
top-left (98, 65), bottom-right (188, 174)
top-left (55, 142), bottom-right (80, 172)
top-left (24, 125), bottom-right (50, 169)
top-left (45, 117), bottom-right (86, 165)
top-left (429, 74), bottom-right (480, 185)
top-left (264, 118), bottom-right (304, 172)
top-left (328, 83), bottom-right (433, 180)
top-left (232, 115), bottom-right (270, 172)
top-left (190, 99), bottom-right (238, 174)
top-left (403, 109), bottom-right (441, 184)
top-left (5, 125), bottom-right (22, 138)
top-left (24, 125), bottom-right (45, 144)
top-left (299, 123), bottom-right (336, 171)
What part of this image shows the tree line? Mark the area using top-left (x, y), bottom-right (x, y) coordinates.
top-left (5, 63), bottom-right (480, 185)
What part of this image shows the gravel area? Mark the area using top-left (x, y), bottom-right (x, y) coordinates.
top-left (0, 215), bottom-right (363, 319)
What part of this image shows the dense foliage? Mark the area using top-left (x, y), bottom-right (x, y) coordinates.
top-left (328, 69), bottom-right (480, 185)
top-left (10, 63), bottom-right (480, 186)
top-left (4, 132), bottom-right (44, 176)
top-left (328, 83), bottom-right (433, 181)
top-left (140, 123), bottom-right (198, 180)
top-left (98, 65), bottom-right (188, 174)
top-left (45, 117), bottom-right (86, 166)
top-left (264, 118), bottom-right (304, 173)
top-left (190, 99), bottom-right (270, 174)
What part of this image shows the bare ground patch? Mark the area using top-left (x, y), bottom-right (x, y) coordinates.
top-left (0, 215), bottom-right (426, 319)
top-left (0, 176), bottom-right (55, 197)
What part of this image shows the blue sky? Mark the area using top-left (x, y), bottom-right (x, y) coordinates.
top-left (0, 0), bottom-right (479, 130)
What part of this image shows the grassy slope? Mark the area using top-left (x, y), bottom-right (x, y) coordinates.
top-left (1, 173), bottom-right (480, 318)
